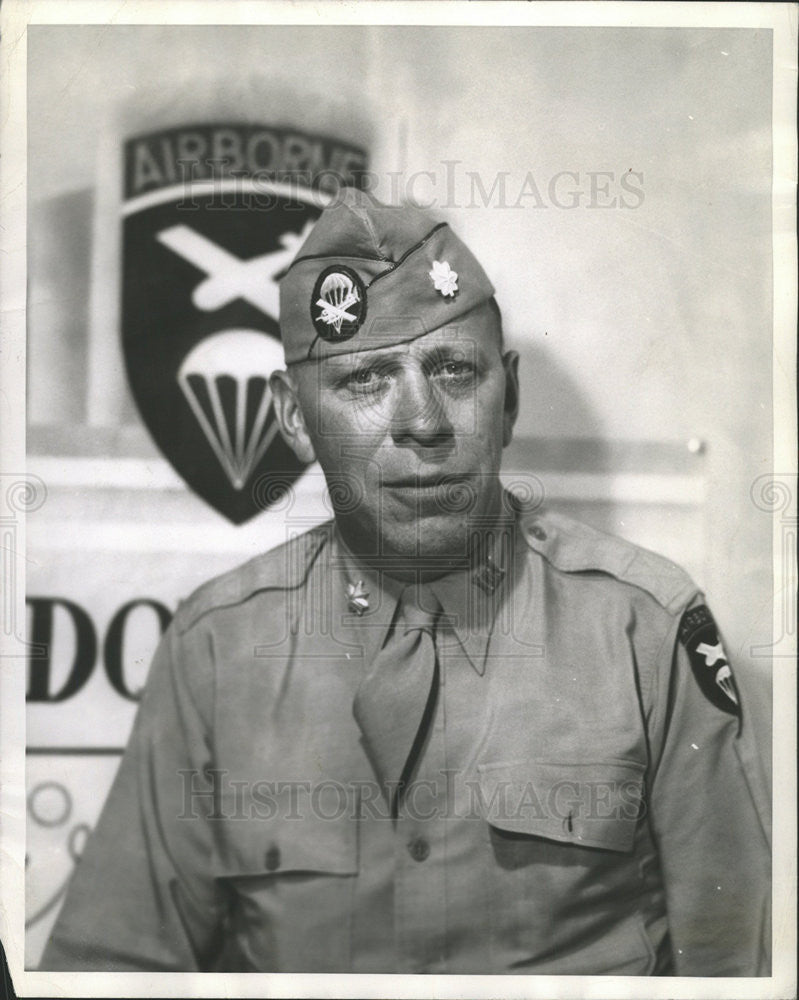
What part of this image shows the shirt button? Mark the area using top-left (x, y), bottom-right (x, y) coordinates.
top-left (530, 524), bottom-right (547, 541)
top-left (407, 837), bottom-right (430, 862)
top-left (264, 845), bottom-right (281, 871)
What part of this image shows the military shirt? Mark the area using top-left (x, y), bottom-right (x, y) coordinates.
top-left (40, 507), bottom-right (771, 975)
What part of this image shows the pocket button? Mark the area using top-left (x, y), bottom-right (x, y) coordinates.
top-left (408, 837), bottom-right (430, 862)
top-left (264, 845), bottom-right (281, 871)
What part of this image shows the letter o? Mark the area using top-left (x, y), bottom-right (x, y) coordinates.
top-left (104, 599), bottom-right (172, 701)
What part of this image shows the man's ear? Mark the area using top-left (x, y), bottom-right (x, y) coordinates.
top-left (269, 369), bottom-right (317, 465)
top-left (501, 350), bottom-right (520, 447)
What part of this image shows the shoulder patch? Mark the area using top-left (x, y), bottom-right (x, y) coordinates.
top-left (678, 604), bottom-right (740, 716)
top-left (174, 522), bottom-right (332, 634)
top-left (518, 508), bottom-right (698, 614)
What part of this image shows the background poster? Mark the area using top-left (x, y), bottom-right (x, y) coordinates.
top-left (1, 2), bottom-right (795, 997)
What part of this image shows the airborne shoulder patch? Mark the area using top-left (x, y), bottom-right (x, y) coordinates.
top-left (678, 604), bottom-right (740, 716)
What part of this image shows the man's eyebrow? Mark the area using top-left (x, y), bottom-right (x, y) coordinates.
top-left (319, 351), bottom-right (401, 382)
top-left (417, 341), bottom-right (478, 364)
top-left (319, 339), bottom-right (479, 380)
top-left (325, 350), bottom-right (399, 370)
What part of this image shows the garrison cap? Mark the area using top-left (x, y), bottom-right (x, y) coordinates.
top-left (279, 187), bottom-right (496, 364)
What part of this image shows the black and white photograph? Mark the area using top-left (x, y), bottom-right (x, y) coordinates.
top-left (0, 2), bottom-right (795, 997)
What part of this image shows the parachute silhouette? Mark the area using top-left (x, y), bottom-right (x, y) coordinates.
top-left (715, 664), bottom-right (739, 705)
top-left (317, 271), bottom-right (360, 335)
top-left (177, 330), bottom-right (285, 491)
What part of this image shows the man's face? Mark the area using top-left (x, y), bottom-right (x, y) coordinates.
top-left (273, 302), bottom-right (519, 575)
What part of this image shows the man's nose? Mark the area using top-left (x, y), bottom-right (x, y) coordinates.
top-left (390, 369), bottom-right (452, 447)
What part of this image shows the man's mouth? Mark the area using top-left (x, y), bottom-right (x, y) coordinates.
top-left (379, 475), bottom-right (480, 516)
top-left (382, 474), bottom-right (468, 490)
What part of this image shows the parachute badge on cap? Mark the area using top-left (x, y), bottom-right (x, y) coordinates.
top-left (279, 188), bottom-right (496, 363)
top-left (311, 265), bottom-right (367, 343)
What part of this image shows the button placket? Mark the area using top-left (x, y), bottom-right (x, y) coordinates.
top-left (395, 815), bottom-right (446, 971)
top-left (391, 585), bottom-right (449, 971)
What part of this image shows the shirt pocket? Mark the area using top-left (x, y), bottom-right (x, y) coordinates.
top-left (476, 758), bottom-right (645, 852)
top-left (474, 758), bottom-right (656, 974)
top-left (210, 812), bottom-right (358, 972)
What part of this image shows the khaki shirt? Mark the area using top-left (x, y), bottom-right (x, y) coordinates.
top-left (41, 508), bottom-right (771, 975)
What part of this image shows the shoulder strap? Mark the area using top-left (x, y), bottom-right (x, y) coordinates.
top-left (518, 508), bottom-right (699, 615)
top-left (174, 522), bottom-right (332, 634)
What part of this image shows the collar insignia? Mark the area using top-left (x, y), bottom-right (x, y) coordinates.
top-left (346, 580), bottom-right (370, 615)
top-left (472, 554), bottom-right (505, 595)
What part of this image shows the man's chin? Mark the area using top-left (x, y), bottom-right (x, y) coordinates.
top-left (375, 516), bottom-right (474, 572)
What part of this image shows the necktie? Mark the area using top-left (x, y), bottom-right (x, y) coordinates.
top-left (353, 584), bottom-right (442, 815)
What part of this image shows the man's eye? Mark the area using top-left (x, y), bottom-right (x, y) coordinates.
top-left (346, 368), bottom-right (388, 392)
top-left (435, 360), bottom-right (474, 381)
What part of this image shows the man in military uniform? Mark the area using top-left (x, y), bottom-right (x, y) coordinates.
top-left (42, 189), bottom-right (770, 975)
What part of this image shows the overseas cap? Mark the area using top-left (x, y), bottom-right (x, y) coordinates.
top-left (279, 187), bottom-right (495, 364)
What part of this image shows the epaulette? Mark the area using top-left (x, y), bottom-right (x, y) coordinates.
top-left (518, 508), bottom-right (699, 616)
top-left (173, 521), bottom-right (333, 634)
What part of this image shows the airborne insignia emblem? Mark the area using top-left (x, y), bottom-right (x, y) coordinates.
top-left (678, 604), bottom-right (740, 717)
top-left (120, 123), bottom-right (369, 524)
top-left (311, 265), bottom-right (367, 343)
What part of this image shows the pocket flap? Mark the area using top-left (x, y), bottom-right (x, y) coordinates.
top-left (476, 759), bottom-right (645, 853)
top-left (211, 797), bottom-right (358, 877)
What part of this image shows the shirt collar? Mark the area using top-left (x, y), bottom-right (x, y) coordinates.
top-left (426, 568), bottom-right (498, 676)
top-left (332, 512), bottom-right (521, 676)
top-left (331, 528), bottom-right (403, 668)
